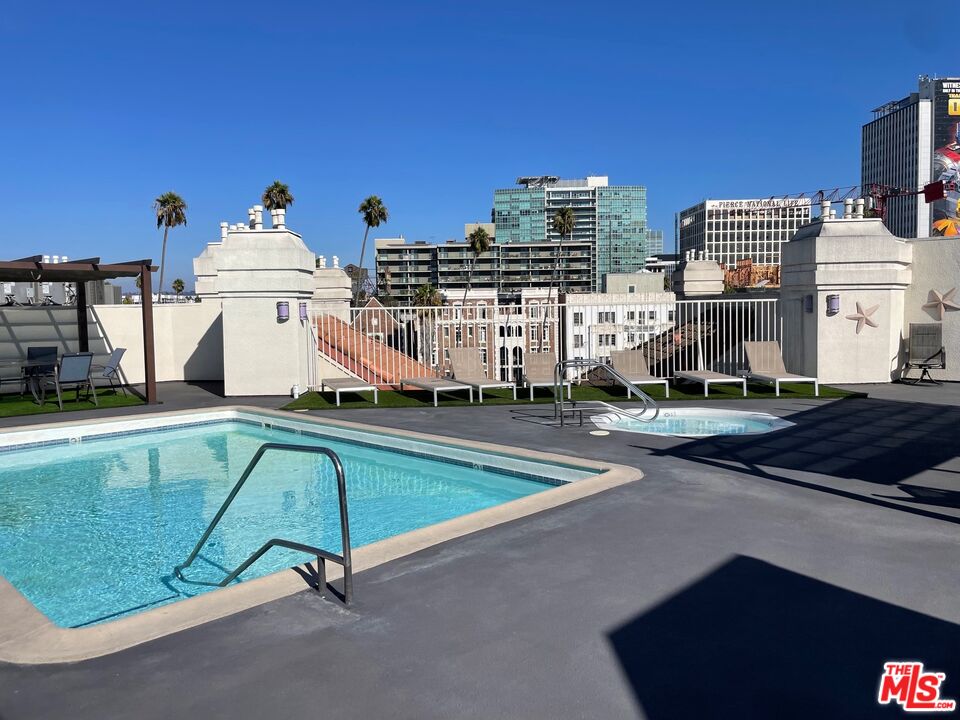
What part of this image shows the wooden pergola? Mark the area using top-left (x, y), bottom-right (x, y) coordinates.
top-left (0, 256), bottom-right (159, 403)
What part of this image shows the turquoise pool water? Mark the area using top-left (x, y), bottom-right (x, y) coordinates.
top-left (0, 420), bottom-right (560, 628)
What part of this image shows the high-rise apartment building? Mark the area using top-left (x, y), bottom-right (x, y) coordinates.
top-left (647, 229), bottom-right (664, 256)
top-left (375, 227), bottom-right (596, 305)
top-left (676, 198), bottom-right (812, 268)
top-left (492, 176), bottom-right (648, 283)
top-left (861, 76), bottom-right (960, 238)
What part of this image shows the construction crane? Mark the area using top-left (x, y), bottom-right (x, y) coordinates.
top-left (764, 180), bottom-right (956, 222)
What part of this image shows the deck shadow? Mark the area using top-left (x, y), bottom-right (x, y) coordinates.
top-left (608, 556), bottom-right (960, 719)
top-left (654, 397), bottom-right (960, 487)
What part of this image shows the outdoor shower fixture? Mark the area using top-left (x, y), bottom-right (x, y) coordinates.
top-left (826, 294), bottom-right (840, 317)
top-left (276, 301), bottom-right (290, 322)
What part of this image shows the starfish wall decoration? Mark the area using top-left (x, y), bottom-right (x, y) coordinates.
top-left (922, 288), bottom-right (960, 321)
top-left (845, 302), bottom-right (879, 334)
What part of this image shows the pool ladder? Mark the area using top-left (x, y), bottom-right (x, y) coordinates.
top-left (553, 358), bottom-right (660, 427)
top-left (173, 443), bottom-right (353, 604)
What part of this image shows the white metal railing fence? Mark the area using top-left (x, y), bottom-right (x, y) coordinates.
top-left (311, 296), bottom-right (780, 387)
top-left (312, 303), bottom-right (562, 386)
top-left (305, 315), bottom-right (320, 391)
top-left (566, 296), bottom-right (780, 380)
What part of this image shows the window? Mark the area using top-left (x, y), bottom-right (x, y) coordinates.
top-left (626, 310), bottom-right (636, 321)
top-left (443, 326), bottom-right (449, 340)
top-left (467, 326), bottom-right (474, 339)
top-left (648, 310), bottom-right (656, 320)
top-left (574, 334), bottom-right (583, 348)
top-left (573, 311), bottom-right (584, 325)
top-left (599, 311), bottom-right (616, 324)
top-left (627, 332), bottom-right (636, 343)
top-left (628, 285), bottom-right (636, 293)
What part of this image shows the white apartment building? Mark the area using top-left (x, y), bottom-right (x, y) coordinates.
top-left (861, 76), bottom-right (960, 238)
top-left (676, 198), bottom-right (812, 268)
top-left (565, 291), bottom-right (677, 368)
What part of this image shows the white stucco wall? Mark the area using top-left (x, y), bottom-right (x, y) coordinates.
top-left (93, 303), bottom-right (224, 384)
top-left (0, 303), bottom-right (224, 386)
top-left (220, 298), bottom-right (314, 396)
top-left (194, 224), bottom-right (316, 396)
top-left (781, 218), bottom-right (912, 384)
top-left (903, 238), bottom-right (960, 381)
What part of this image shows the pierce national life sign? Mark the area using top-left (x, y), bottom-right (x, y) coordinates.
top-left (707, 198), bottom-right (812, 210)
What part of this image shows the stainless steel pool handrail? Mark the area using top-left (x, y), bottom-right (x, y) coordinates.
top-left (173, 443), bottom-right (353, 604)
top-left (554, 358), bottom-right (660, 427)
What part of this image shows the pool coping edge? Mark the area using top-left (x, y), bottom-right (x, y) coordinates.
top-left (0, 405), bottom-right (642, 665)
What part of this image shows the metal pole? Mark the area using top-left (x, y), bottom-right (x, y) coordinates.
top-left (140, 265), bottom-right (158, 404)
top-left (76, 281), bottom-right (89, 353)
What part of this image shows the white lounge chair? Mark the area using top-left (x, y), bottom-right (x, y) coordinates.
top-left (401, 377), bottom-right (474, 406)
top-left (675, 370), bottom-right (747, 397)
top-left (448, 348), bottom-right (516, 403)
top-left (743, 341), bottom-right (818, 397)
top-left (320, 377), bottom-right (379, 407)
top-left (523, 353), bottom-right (571, 402)
top-left (609, 350), bottom-right (670, 398)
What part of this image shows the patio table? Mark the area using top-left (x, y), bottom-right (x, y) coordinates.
top-left (0, 357), bottom-right (59, 404)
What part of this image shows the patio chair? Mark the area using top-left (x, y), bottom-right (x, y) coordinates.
top-left (903, 323), bottom-right (945, 384)
top-left (523, 353), bottom-right (571, 402)
top-left (400, 377), bottom-right (474, 407)
top-left (674, 342), bottom-right (746, 397)
top-left (92, 347), bottom-right (127, 395)
top-left (743, 341), bottom-right (818, 397)
top-left (448, 348), bottom-right (517, 403)
top-left (22, 346), bottom-right (58, 397)
top-left (39, 352), bottom-right (97, 410)
top-left (609, 350), bottom-right (670, 399)
top-left (320, 377), bottom-right (379, 407)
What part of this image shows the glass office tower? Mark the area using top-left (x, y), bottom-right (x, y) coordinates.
top-left (492, 176), bottom-right (648, 286)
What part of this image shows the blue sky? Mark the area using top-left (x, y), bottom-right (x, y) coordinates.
top-left (0, 1), bottom-right (951, 292)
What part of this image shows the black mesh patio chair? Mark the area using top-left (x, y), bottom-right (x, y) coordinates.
top-left (904, 323), bottom-right (945, 385)
top-left (40, 352), bottom-right (97, 410)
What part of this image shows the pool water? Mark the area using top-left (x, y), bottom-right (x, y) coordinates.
top-left (592, 407), bottom-right (794, 437)
top-left (0, 421), bottom-right (561, 627)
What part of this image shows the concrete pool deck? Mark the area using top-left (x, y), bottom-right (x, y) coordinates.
top-left (1, 381), bottom-right (959, 718)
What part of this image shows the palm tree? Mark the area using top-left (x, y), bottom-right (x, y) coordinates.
top-left (154, 192), bottom-right (187, 304)
top-left (459, 226), bottom-right (491, 339)
top-left (541, 206), bottom-right (575, 350)
top-left (412, 283), bottom-right (443, 371)
top-left (172, 278), bottom-right (185, 302)
top-left (262, 180), bottom-right (295, 211)
top-left (356, 196), bottom-right (388, 302)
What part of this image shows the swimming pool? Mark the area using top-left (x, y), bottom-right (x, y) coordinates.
top-left (591, 407), bottom-right (795, 437)
top-left (0, 409), bottom-right (604, 630)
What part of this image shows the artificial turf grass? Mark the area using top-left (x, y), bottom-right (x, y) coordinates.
top-left (0, 388), bottom-right (144, 418)
top-left (284, 381), bottom-right (861, 411)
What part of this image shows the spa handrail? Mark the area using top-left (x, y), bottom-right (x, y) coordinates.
top-left (173, 443), bottom-right (353, 604)
top-left (554, 358), bottom-right (660, 426)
